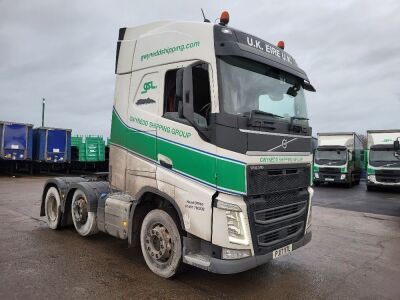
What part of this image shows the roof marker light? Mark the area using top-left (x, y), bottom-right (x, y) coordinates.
top-left (219, 11), bottom-right (230, 26)
top-left (277, 41), bottom-right (285, 50)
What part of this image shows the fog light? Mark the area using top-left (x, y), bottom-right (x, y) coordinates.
top-left (314, 173), bottom-right (319, 179)
top-left (340, 174), bottom-right (346, 180)
top-left (222, 248), bottom-right (251, 260)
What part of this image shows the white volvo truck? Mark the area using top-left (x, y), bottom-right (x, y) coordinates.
top-left (313, 132), bottom-right (364, 187)
top-left (40, 16), bottom-right (316, 278)
top-left (366, 129), bottom-right (400, 191)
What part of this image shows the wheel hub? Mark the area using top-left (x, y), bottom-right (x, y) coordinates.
top-left (145, 224), bottom-right (172, 262)
top-left (73, 197), bottom-right (88, 224)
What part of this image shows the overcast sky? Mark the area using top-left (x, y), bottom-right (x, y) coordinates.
top-left (1, 0), bottom-right (399, 137)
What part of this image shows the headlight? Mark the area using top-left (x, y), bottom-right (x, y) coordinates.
top-left (222, 248), bottom-right (251, 260)
top-left (216, 200), bottom-right (249, 246)
top-left (314, 173), bottom-right (319, 179)
top-left (226, 210), bottom-right (249, 245)
top-left (340, 174), bottom-right (346, 180)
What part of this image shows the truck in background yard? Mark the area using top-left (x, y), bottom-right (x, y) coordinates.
top-left (313, 132), bottom-right (364, 187)
top-left (39, 13), bottom-right (316, 278)
top-left (366, 129), bottom-right (400, 191)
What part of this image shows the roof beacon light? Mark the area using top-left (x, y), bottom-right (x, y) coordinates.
top-left (277, 41), bottom-right (285, 50)
top-left (219, 11), bottom-right (230, 26)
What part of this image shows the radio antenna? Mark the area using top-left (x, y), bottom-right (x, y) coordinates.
top-left (201, 8), bottom-right (210, 23)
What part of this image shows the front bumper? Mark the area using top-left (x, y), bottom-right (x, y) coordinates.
top-left (314, 173), bottom-right (348, 183)
top-left (367, 176), bottom-right (400, 187)
top-left (208, 232), bottom-right (311, 274)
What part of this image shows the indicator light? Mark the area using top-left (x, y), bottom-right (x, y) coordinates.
top-left (220, 11), bottom-right (229, 25)
top-left (277, 40), bottom-right (285, 50)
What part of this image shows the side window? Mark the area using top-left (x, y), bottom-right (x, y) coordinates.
top-left (192, 64), bottom-right (211, 128)
top-left (164, 69), bottom-right (180, 116)
top-left (163, 64), bottom-right (212, 129)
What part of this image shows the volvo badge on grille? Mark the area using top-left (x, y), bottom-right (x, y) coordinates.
top-left (281, 139), bottom-right (288, 149)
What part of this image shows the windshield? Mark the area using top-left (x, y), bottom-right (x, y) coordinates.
top-left (370, 149), bottom-right (399, 163)
top-left (315, 149), bottom-right (347, 165)
top-left (218, 56), bottom-right (308, 121)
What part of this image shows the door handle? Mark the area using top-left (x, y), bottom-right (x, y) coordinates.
top-left (158, 154), bottom-right (173, 169)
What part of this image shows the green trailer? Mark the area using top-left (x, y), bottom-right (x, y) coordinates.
top-left (71, 135), bottom-right (105, 162)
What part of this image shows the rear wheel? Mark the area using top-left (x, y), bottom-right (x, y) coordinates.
top-left (45, 187), bottom-right (62, 229)
top-left (140, 209), bottom-right (183, 278)
top-left (313, 182), bottom-right (320, 187)
top-left (71, 189), bottom-right (98, 236)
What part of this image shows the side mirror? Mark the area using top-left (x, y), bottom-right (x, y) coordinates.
top-left (394, 139), bottom-right (400, 151)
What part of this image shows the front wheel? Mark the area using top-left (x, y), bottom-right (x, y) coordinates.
top-left (71, 189), bottom-right (98, 236)
top-left (140, 209), bottom-right (183, 278)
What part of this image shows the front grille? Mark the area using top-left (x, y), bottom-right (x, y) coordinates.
top-left (254, 201), bottom-right (307, 225)
top-left (375, 170), bottom-right (400, 176)
top-left (375, 170), bottom-right (400, 183)
top-left (247, 164), bottom-right (310, 196)
top-left (319, 167), bottom-right (341, 173)
top-left (246, 169), bottom-right (309, 256)
top-left (258, 222), bottom-right (304, 247)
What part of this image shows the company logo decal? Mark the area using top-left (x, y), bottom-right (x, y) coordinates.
top-left (136, 98), bottom-right (156, 105)
top-left (141, 81), bottom-right (157, 94)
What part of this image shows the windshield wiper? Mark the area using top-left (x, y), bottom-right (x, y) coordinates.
top-left (289, 116), bottom-right (308, 133)
top-left (290, 116), bottom-right (309, 121)
top-left (248, 109), bottom-right (284, 119)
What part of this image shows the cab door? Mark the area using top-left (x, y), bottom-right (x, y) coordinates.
top-left (155, 61), bottom-right (217, 242)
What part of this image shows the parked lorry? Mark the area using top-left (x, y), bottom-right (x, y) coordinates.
top-left (40, 14), bottom-right (316, 277)
top-left (366, 129), bottom-right (400, 190)
top-left (313, 132), bottom-right (363, 187)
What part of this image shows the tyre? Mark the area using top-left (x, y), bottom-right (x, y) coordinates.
top-left (140, 209), bottom-right (183, 278)
top-left (71, 189), bottom-right (98, 236)
top-left (45, 187), bottom-right (62, 229)
top-left (314, 182), bottom-right (320, 187)
top-left (367, 185), bottom-right (374, 192)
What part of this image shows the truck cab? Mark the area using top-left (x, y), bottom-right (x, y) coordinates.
top-left (313, 132), bottom-right (363, 187)
top-left (366, 130), bottom-right (400, 190)
top-left (40, 17), bottom-right (316, 277)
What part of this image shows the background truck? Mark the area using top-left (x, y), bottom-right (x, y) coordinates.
top-left (313, 132), bottom-right (364, 187)
top-left (365, 129), bottom-right (400, 191)
top-left (40, 14), bottom-right (316, 278)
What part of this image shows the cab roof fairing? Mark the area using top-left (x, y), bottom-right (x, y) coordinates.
top-left (115, 21), bottom-right (215, 75)
top-left (367, 130), bottom-right (400, 148)
top-left (213, 24), bottom-right (315, 91)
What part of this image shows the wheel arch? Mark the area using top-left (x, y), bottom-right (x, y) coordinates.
top-left (128, 187), bottom-right (185, 248)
